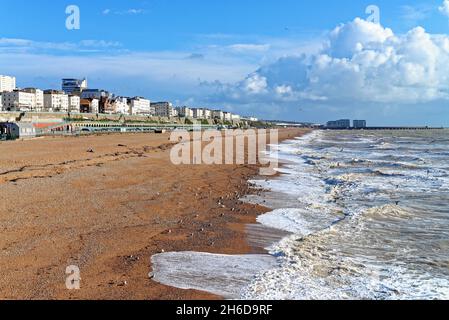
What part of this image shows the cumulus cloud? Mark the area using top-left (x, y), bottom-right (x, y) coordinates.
top-left (439, 0), bottom-right (449, 17)
top-left (205, 18), bottom-right (449, 107)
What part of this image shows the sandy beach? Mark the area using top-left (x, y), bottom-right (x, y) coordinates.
top-left (0, 128), bottom-right (309, 300)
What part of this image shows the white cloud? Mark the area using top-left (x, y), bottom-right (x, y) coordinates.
top-left (400, 4), bottom-right (433, 24)
top-left (0, 37), bottom-right (122, 53)
top-left (227, 44), bottom-right (271, 52)
top-left (3, 17), bottom-right (449, 122)
top-left (242, 73), bottom-right (268, 94)
top-left (439, 0), bottom-right (449, 17)
top-left (102, 8), bottom-right (146, 15)
top-left (205, 18), bottom-right (449, 108)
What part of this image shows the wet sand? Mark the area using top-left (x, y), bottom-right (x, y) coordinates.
top-left (0, 128), bottom-right (309, 300)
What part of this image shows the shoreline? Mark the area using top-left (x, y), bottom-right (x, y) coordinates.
top-left (0, 128), bottom-right (310, 300)
top-left (149, 128), bottom-right (313, 299)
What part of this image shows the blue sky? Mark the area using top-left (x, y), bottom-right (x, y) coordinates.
top-left (1, 0), bottom-right (449, 125)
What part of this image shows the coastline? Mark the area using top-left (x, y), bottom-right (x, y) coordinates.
top-left (0, 128), bottom-right (310, 300)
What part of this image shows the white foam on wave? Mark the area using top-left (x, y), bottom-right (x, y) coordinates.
top-left (151, 252), bottom-right (278, 299)
top-left (257, 209), bottom-right (314, 236)
top-left (241, 130), bottom-right (449, 300)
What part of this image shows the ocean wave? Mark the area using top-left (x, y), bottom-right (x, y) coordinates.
top-left (242, 129), bottom-right (449, 300)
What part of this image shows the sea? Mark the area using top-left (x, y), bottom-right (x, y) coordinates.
top-left (242, 129), bottom-right (449, 300)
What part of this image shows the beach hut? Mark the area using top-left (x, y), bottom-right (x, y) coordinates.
top-left (0, 122), bottom-right (36, 140)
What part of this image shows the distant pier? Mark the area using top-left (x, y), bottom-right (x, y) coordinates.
top-left (324, 126), bottom-right (445, 131)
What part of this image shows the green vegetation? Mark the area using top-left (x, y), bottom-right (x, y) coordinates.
top-left (249, 121), bottom-right (275, 128)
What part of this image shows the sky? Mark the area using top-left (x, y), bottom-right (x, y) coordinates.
top-left (1, 0), bottom-right (449, 125)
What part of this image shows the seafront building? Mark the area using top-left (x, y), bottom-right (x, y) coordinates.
top-left (0, 75), bottom-right (16, 93)
top-left (44, 90), bottom-right (69, 112)
top-left (223, 112), bottom-right (233, 122)
top-left (231, 114), bottom-right (241, 121)
top-left (152, 102), bottom-right (175, 118)
top-left (192, 108), bottom-right (204, 119)
top-left (68, 95), bottom-right (81, 113)
top-left (0, 75), bottom-right (252, 122)
top-left (130, 97), bottom-right (152, 115)
top-left (176, 107), bottom-right (194, 118)
top-left (353, 120), bottom-right (367, 128)
top-left (327, 119), bottom-right (351, 129)
top-left (212, 110), bottom-right (224, 120)
top-left (80, 98), bottom-right (99, 114)
top-left (62, 78), bottom-right (88, 95)
top-left (23, 88), bottom-right (44, 111)
top-left (80, 89), bottom-right (110, 100)
top-left (202, 108), bottom-right (212, 120)
top-left (1, 89), bottom-right (43, 111)
top-left (110, 97), bottom-right (129, 115)
top-left (326, 119), bottom-right (367, 129)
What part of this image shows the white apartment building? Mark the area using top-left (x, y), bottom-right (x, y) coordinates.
top-left (231, 114), bottom-right (241, 121)
top-left (130, 97), bottom-right (152, 115)
top-left (192, 108), bottom-right (204, 119)
top-left (114, 97), bottom-right (129, 115)
top-left (68, 95), bottom-right (81, 113)
top-left (22, 88), bottom-right (44, 111)
top-left (90, 99), bottom-right (99, 114)
top-left (202, 109), bottom-right (212, 119)
top-left (1, 89), bottom-right (42, 111)
top-left (152, 102), bottom-right (175, 118)
top-left (212, 110), bottom-right (224, 120)
top-left (0, 94), bottom-right (3, 110)
top-left (176, 107), bottom-right (194, 118)
top-left (0, 75), bottom-right (16, 92)
top-left (44, 90), bottom-right (69, 112)
top-left (223, 112), bottom-right (233, 122)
